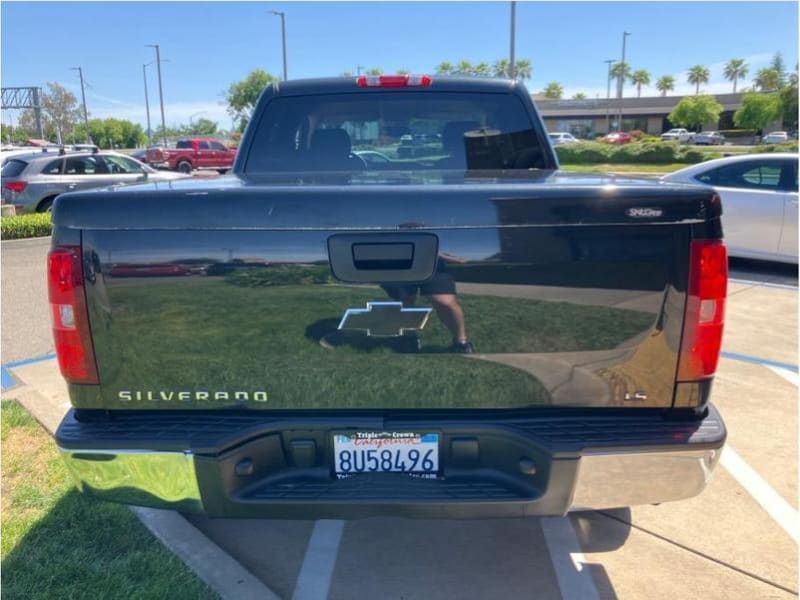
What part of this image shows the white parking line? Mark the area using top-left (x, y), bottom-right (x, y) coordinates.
top-left (291, 519), bottom-right (345, 600)
top-left (765, 365), bottom-right (800, 387)
top-left (720, 447), bottom-right (800, 544)
top-left (540, 517), bottom-right (601, 600)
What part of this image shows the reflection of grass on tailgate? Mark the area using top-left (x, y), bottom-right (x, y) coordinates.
top-left (99, 277), bottom-right (653, 410)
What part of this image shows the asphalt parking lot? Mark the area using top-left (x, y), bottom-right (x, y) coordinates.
top-left (2, 238), bottom-right (797, 599)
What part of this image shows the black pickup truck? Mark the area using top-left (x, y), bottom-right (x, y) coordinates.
top-left (50, 75), bottom-right (727, 518)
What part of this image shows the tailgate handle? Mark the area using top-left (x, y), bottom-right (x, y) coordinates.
top-left (352, 243), bottom-right (414, 270)
top-left (328, 233), bottom-right (439, 283)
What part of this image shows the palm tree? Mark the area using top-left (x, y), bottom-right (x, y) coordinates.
top-left (435, 62), bottom-right (454, 75)
top-left (493, 59), bottom-right (511, 78)
top-left (396, 68), bottom-right (410, 75)
top-left (572, 92), bottom-right (587, 100)
top-left (340, 71), bottom-right (353, 78)
top-left (514, 59), bottom-right (532, 81)
top-left (655, 75), bottom-right (675, 96)
top-left (542, 82), bottom-right (563, 100)
top-left (630, 69), bottom-right (651, 98)
top-left (365, 67), bottom-right (383, 76)
top-left (454, 60), bottom-right (473, 76)
top-left (723, 58), bottom-right (748, 94)
top-left (610, 62), bottom-right (631, 97)
top-left (754, 67), bottom-right (781, 92)
top-left (687, 65), bottom-right (710, 94)
top-left (473, 62), bottom-right (491, 77)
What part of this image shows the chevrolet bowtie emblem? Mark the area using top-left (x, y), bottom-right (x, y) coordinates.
top-left (338, 302), bottom-right (432, 337)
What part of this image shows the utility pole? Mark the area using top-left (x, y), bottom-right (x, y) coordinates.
top-left (356, 65), bottom-right (364, 76)
top-left (143, 62), bottom-right (153, 145)
top-left (71, 67), bottom-right (90, 143)
top-left (617, 31), bottom-right (630, 132)
top-left (604, 59), bottom-right (614, 134)
top-left (269, 11), bottom-right (288, 81)
top-left (509, 1), bottom-right (517, 79)
top-left (146, 44), bottom-right (167, 146)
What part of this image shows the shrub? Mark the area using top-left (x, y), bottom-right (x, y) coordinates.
top-left (629, 129), bottom-right (645, 141)
top-left (555, 142), bottom-right (612, 164)
top-left (750, 140), bottom-right (798, 153)
top-left (0, 212), bottom-right (52, 240)
top-left (718, 129), bottom-right (757, 139)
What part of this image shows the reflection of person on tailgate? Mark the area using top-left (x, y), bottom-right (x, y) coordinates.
top-left (383, 252), bottom-right (473, 353)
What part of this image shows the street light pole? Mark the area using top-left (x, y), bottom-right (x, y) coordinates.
top-left (509, 1), bottom-right (516, 79)
top-left (146, 44), bottom-right (167, 146)
top-left (604, 59), bottom-right (614, 134)
top-left (617, 31), bottom-right (630, 132)
top-left (269, 11), bottom-right (288, 81)
top-left (71, 67), bottom-right (90, 143)
top-left (143, 62), bottom-right (153, 145)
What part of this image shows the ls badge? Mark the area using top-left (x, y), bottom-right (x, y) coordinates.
top-left (338, 302), bottom-right (432, 337)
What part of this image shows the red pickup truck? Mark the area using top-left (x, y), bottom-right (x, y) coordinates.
top-left (146, 137), bottom-right (237, 174)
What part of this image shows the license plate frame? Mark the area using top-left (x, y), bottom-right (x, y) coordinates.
top-left (332, 431), bottom-right (440, 477)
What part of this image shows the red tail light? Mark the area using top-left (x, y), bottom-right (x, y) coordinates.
top-left (48, 246), bottom-right (99, 384)
top-left (356, 74), bottom-right (432, 88)
top-left (677, 240), bottom-right (727, 381)
top-left (3, 181), bottom-right (27, 193)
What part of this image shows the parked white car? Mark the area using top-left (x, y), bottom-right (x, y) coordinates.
top-left (762, 131), bottom-right (789, 144)
top-left (548, 132), bottom-right (580, 145)
top-left (662, 153), bottom-right (798, 263)
top-left (660, 128), bottom-right (695, 143)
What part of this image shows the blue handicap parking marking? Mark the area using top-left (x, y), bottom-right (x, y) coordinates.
top-left (720, 351), bottom-right (799, 374)
top-left (0, 353), bottom-right (57, 392)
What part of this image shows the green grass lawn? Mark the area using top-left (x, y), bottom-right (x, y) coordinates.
top-left (1, 400), bottom-right (216, 600)
top-left (74, 273), bottom-right (654, 411)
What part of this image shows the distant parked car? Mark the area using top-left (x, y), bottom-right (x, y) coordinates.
top-left (762, 131), bottom-right (789, 144)
top-left (692, 131), bottom-right (726, 146)
top-left (130, 149), bottom-right (150, 163)
top-left (548, 132), bottom-right (580, 145)
top-left (660, 128), bottom-right (695, 143)
top-left (146, 137), bottom-right (237, 174)
top-left (662, 153), bottom-right (798, 264)
top-left (601, 132), bottom-right (633, 144)
top-left (1, 150), bottom-right (190, 213)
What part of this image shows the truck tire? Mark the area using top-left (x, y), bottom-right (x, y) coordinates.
top-left (37, 196), bottom-right (57, 213)
top-left (177, 161), bottom-right (193, 174)
top-left (217, 169), bottom-right (229, 175)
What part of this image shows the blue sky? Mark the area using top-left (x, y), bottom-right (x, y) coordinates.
top-left (2, 1), bottom-right (797, 129)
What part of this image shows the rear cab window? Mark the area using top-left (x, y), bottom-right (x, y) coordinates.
top-left (1, 159), bottom-right (28, 178)
top-left (245, 91), bottom-right (548, 173)
top-left (697, 160), bottom-right (785, 191)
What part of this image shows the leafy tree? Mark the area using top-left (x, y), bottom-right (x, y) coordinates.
top-left (1, 124), bottom-right (30, 144)
top-left (473, 62), bottom-right (491, 77)
top-left (572, 92), bottom-right (587, 100)
top-left (687, 65), bottom-right (710, 95)
top-left (542, 82), bottom-right (563, 100)
top-left (340, 70), bottom-right (353, 77)
top-left (723, 58), bottom-right (748, 94)
top-left (733, 92), bottom-right (782, 132)
top-left (754, 67), bottom-right (781, 92)
top-left (226, 69), bottom-right (277, 130)
top-left (514, 59), bottom-right (532, 81)
top-left (493, 59), bottom-right (511, 78)
top-left (780, 66), bottom-right (798, 130)
top-left (72, 118), bottom-right (146, 148)
top-left (41, 82), bottom-right (82, 143)
top-left (668, 95), bottom-right (723, 130)
top-left (16, 108), bottom-right (55, 141)
top-left (770, 52), bottom-right (786, 86)
top-left (435, 62), bottom-right (454, 75)
top-left (185, 117), bottom-right (218, 136)
top-left (610, 62), bottom-right (631, 97)
top-left (396, 68), bottom-right (410, 75)
top-left (454, 60), bottom-right (473, 76)
top-left (630, 69), bottom-right (650, 98)
top-left (656, 75), bottom-right (675, 96)
top-left (365, 67), bottom-right (383, 76)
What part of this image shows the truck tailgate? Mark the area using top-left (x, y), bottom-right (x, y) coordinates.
top-left (57, 176), bottom-right (717, 412)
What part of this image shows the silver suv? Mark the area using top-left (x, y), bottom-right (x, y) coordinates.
top-left (1, 150), bottom-right (188, 213)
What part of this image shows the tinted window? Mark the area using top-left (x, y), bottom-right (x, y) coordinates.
top-left (176, 140), bottom-right (192, 149)
top-left (64, 156), bottom-right (107, 175)
top-left (1, 160), bottom-right (27, 177)
top-left (104, 155), bottom-right (144, 174)
top-left (245, 92), bottom-right (546, 173)
top-left (198, 141), bottom-right (211, 150)
top-left (209, 141), bottom-right (227, 150)
top-left (42, 159), bottom-right (63, 175)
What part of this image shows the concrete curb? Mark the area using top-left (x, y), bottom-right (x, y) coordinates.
top-left (3, 358), bottom-right (281, 600)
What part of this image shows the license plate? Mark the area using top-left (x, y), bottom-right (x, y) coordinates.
top-left (333, 431), bottom-right (439, 476)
